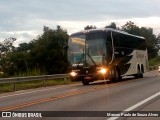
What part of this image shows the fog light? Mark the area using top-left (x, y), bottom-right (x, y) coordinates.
top-left (70, 71), bottom-right (77, 77)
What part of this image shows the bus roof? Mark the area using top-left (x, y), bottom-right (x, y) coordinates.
top-left (70, 28), bottom-right (145, 39)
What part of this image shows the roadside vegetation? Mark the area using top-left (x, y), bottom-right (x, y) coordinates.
top-left (149, 56), bottom-right (160, 66)
top-left (0, 78), bottom-right (73, 93)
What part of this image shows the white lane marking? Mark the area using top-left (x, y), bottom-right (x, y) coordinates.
top-left (107, 91), bottom-right (160, 120)
top-left (0, 84), bottom-right (79, 99)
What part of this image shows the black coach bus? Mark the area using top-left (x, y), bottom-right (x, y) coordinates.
top-left (67, 28), bottom-right (148, 85)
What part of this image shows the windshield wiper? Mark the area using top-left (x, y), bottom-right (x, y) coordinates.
top-left (75, 48), bottom-right (97, 67)
top-left (86, 48), bottom-right (96, 66)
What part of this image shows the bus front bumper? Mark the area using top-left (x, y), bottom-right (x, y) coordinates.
top-left (69, 70), bottom-right (109, 82)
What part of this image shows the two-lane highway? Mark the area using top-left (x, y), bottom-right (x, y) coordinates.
top-left (0, 70), bottom-right (160, 120)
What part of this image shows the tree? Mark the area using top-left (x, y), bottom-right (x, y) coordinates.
top-left (28, 25), bottom-right (69, 74)
top-left (105, 22), bottom-right (117, 29)
top-left (0, 37), bottom-right (16, 77)
top-left (0, 37), bottom-right (16, 53)
top-left (17, 42), bottom-right (34, 52)
top-left (84, 25), bottom-right (96, 30)
top-left (156, 34), bottom-right (160, 55)
top-left (121, 21), bottom-right (141, 35)
top-left (0, 26), bottom-right (69, 77)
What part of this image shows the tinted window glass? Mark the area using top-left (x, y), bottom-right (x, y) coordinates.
top-left (137, 38), bottom-right (146, 50)
top-left (87, 32), bottom-right (104, 40)
top-left (119, 34), bottom-right (138, 49)
top-left (112, 32), bottom-right (146, 50)
top-left (112, 32), bottom-right (120, 47)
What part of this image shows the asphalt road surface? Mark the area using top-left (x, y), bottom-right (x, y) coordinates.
top-left (0, 70), bottom-right (160, 120)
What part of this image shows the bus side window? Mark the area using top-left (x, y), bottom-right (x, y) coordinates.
top-left (107, 31), bottom-right (112, 43)
top-left (106, 31), bottom-right (113, 52)
top-left (112, 32), bottom-right (120, 47)
top-left (137, 38), bottom-right (146, 50)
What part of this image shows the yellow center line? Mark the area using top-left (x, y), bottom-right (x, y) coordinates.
top-left (0, 85), bottom-right (107, 111)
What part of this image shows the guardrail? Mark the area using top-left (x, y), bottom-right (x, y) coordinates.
top-left (0, 64), bottom-right (159, 91)
top-left (0, 74), bottom-right (69, 91)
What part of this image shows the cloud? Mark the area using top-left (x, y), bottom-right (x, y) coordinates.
top-left (1, 31), bottom-right (39, 47)
top-left (59, 17), bottom-right (160, 35)
top-left (0, 0), bottom-right (160, 45)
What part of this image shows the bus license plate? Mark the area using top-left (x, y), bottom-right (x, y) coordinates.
top-left (84, 77), bottom-right (91, 80)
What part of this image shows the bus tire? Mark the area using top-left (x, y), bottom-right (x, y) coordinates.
top-left (110, 68), bottom-right (121, 82)
top-left (139, 70), bottom-right (143, 78)
top-left (140, 65), bottom-right (144, 78)
top-left (114, 68), bottom-right (121, 82)
top-left (135, 66), bottom-right (143, 78)
top-left (82, 80), bottom-right (89, 85)
top-left (140, 72), bottom-right (143, 78)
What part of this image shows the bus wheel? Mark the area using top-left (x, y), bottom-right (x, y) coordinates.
top-left (139, 70), bottom-right (143, 78)
top-left (135, 70), bottom-right (140, 78)
top-left (110, 68), bottom-right (121, 82)
top-left (140, 72), bottom-right (143, 78)
top-left (82, 80), bottom-right (89, 85)
top-left (140, 65), bottom-right (144, 78)
top-left (135, 67), bottom-right (143, 78)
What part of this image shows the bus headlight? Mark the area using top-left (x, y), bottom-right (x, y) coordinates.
top-left (70, 71), bottom-right (77, 77)
top-left (100, 68), bottom-right (107, 74)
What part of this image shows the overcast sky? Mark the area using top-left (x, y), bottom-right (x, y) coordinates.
top-left (0, 0), bottom-right (160, 46)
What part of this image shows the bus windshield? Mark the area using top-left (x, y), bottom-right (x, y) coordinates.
top-left (68, 35), bottom-right (85, 66)
top-left (86, 39), bottom-right (105, 65)
top-left (86, 32), bottom-right (106, 65)
top-left (68, 32), bottom-right (106, 66)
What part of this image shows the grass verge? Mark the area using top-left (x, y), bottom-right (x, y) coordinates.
top-left (149, 56), bottom-right (160, 66)
top-left (0, 78), bottom-right (73, 94)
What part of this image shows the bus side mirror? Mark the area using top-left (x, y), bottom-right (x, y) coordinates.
top-left (63, 43), bottom-right (68, 56)
top-left (106, 42), bottom-right (110, 46)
